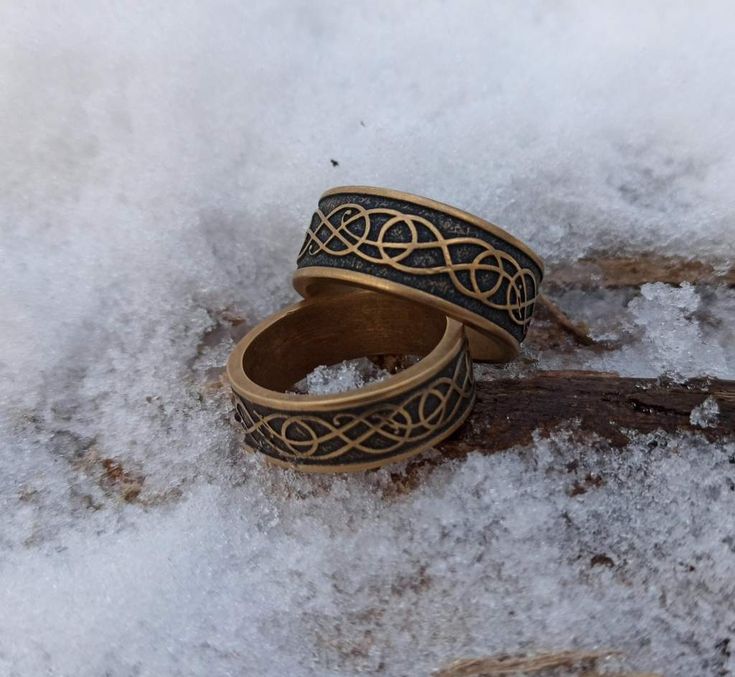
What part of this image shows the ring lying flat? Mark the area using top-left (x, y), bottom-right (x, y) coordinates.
top-left (293, 186), bottom-right (544, 362)
top-left (226, 289), bottom-right (475, 473)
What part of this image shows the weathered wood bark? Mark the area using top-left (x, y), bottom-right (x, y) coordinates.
top-left (438, 372), bottom-right (734, 460)
top-left (544, 255), bottom-right (734, 291)
top-left (436, 650), bottom-right (660, 677)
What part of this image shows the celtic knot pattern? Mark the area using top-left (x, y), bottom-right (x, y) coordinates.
top-left (231, 346), bottom-right (474, 467)
top-left (297, 202), bottom-right (540, 328)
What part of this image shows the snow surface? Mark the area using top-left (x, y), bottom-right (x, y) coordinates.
top-left (1, 1), bottom-right (734, 675)
top-left (691, 396), bottom-right (721, 429)
top-left (292, 358), bottom-right (391, 395)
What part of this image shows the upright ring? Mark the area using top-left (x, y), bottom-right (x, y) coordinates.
top-left (226, 289), bottom-right (475, 473)
top-left (293, 186), bottom-right (544, 361)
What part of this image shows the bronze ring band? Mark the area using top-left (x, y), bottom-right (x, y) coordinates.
top-left (226, 289), bottom-right (475, 473)
top-left (293, 186), bottom-right (544, 362)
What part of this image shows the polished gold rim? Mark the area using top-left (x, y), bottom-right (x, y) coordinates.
top-left (320, 185), bottom-right (545, 273)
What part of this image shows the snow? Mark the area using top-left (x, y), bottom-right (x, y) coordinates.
top-left (292, 358), bottom-right (391, 395)
top-left (541, 283), bottom-right (735, 379)
top-left (691, 396), bottom-right (721, 429)
top-left (1, 1), bottom-right (734, 675)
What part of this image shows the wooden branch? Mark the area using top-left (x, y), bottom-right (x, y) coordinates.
top-left (535, 295), bottom-right (596, 346)
top-left (437, 372), bottom-right (734, 460)
top-left (435, 650), bottom-right (658, 677)
top-left (544, 255), bottom-right (734, 291)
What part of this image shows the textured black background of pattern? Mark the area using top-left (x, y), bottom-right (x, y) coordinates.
top-left (231, 344), bottom-right (474, 468)
top-left (297, 191), bottom-right (543, 343)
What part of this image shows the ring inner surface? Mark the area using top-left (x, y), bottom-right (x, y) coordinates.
top-left (294, 275), bottom-right (516, 362)
top-left (243, 291), bottom-right (447, 393)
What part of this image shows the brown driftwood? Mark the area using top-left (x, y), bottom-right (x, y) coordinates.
top-left (544, 255), bottom-right (734, 291)
top-left (438, 372), bottom-right (734, 461)
top-left (534, 295), bottom-right (597, 347)
top-left (435, 649), bottom-right (660, 677)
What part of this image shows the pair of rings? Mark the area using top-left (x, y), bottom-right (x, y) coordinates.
top-left (227, 186), bottom-right (544, 472)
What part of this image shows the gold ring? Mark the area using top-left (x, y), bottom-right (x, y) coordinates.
top-left (293, 186), bottom-right (544, 361)
top-left (226, 289), bottom-right (475, 473)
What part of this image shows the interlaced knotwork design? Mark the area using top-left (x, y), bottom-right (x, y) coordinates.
top-left (297, 203), bottom-right (539, 327)
top-left (231, 347), bottom-right (474, 465)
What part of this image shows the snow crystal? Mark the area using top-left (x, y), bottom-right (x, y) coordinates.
top-left (690, 396), bottom-right (721, 429)
top-left (292, 358), bottom-right (391, 395)
top-left (540, 283), bottom-right (734, 380)
top-left (1, 1), bottom-right (734, 676)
